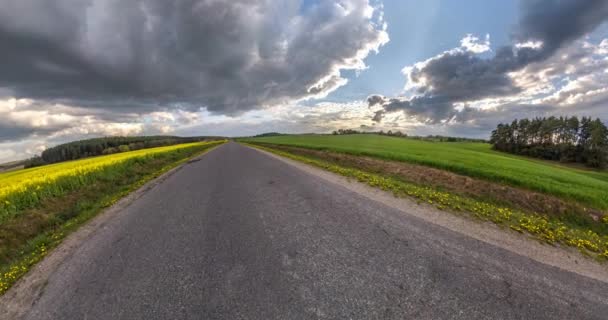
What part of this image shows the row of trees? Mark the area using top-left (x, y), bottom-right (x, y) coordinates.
top-left (253, 132), bottom-right (287, 137)
top-left (490, 116), bottom-right (608, 168)
top-left (332, 129), bottom-right (366, 135)
top-left (25, 136), bottom-right (222, 168)
top-left (408, 135), bottom-right (486, 143)
top-left (332, 129), bottom-right (408, 137)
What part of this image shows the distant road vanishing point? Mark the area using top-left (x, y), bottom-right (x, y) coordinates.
top-left (19, 142), bottom-right (608, 319)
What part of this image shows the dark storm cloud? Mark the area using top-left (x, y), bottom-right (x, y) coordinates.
top-left (369, 94), bottom-right (458, 123)
top-left (372, 0), bottom-right (608, 123)
top-left (0, 0), bottom-right (387, 115)
top-left (0, 123), bottom-right (34, 142)
top-left (408, 46), bottom-right (524, 101)
top-left (515, 0), bottom-right (608, 55)
top-left (367, 94), bottom-right (385, 107)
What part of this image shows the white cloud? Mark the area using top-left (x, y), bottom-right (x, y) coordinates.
top-left (53, 122), bottom-right (145, 137)
top-left (597, 39), bottom-right (608, 54)
top-left (0, 148), bottom-right (17, 164)
top-left (376, 33), bottom-right (608, 135)
top-left (509, 38), bottom-right (608, 108)
top-left (460, 34), bottom-right (491, 54)
top-left (0, 99), bottom-right (211, 161)
top-left (515, 40), bottom-right (543, 50)
top-left (0, 140), bottom-right (46, 164)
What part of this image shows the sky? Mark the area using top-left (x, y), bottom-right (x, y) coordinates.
top-left (1, 0), bottom-right (608, 162)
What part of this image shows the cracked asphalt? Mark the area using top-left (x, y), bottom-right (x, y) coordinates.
top-left (23, 142), bottom-right (608, 319)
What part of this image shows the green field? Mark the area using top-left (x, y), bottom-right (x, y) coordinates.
top-left (244, 134), bottom-right (608, 210)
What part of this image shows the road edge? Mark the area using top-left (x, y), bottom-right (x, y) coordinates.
top-left (0, 143), bottom-right (225, 319)
top-left (246, 144), bottom-right (608, 284)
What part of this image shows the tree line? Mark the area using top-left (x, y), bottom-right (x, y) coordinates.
top-left (25, 136), bottom-right (222, 168)
top-left (490, 116), bottom-right (608, 168)
top-left (332, 128), bottom-right (408, 137)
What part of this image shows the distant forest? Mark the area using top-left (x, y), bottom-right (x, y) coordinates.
top-left (25, 136), bottom-right (222, 168)
top-left (490, 116), bottom-right (608, 168)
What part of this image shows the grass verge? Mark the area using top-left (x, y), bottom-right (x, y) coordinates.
top-left (0, 141), bottom-right (224, 294)
top-left (244, 142), bottom-right (608, 262)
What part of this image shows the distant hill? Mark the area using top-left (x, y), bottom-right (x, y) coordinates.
top-left (0, 160), bottom-right (27, 173)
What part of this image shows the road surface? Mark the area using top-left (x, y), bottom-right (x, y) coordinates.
top-left (22, 142), bottom-right (608, 319)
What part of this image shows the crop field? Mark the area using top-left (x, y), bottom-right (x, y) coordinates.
top-left (0, 140), bottom-right (224, 293)
top-left (244, 134), bottom-right (608, 211)
top-left (0, 141), bottom-right (223, 222)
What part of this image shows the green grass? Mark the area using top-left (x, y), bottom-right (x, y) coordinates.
top-left (243, 134), bottom-right (608, 210)
top-left (0, 140), bottom-right (225, 294)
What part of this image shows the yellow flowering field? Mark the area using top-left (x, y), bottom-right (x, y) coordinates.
top-left (0, 141), bottom-right (223, 223)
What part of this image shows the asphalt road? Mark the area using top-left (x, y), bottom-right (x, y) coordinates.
top-left (24, 142), bottom-right (608, 319)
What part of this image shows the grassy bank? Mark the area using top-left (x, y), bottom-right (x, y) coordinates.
top-left (243, 134), bottom-right (608, 211)
top-left (0, 140), bottom-right (225, 294)
top-left (244, 142), bottom-right (608, 262)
